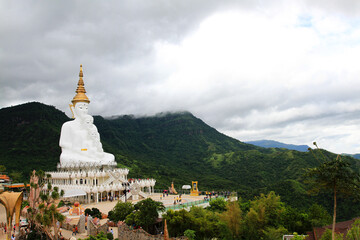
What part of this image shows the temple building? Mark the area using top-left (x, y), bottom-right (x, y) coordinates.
top-left (46, 65), bottom-right (155, 203)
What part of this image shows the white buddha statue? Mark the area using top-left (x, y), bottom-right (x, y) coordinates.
top-left (59, 65), bottom-right (115, 166)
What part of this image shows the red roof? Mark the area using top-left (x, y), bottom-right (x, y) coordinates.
top-left (306, 218), bottom-right (359, 240)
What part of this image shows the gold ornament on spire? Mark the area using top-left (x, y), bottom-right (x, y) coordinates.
top-left (71, 64), bottom-right (90, 105)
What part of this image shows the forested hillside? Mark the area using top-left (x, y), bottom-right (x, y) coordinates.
top-left (1, 102), bottom-right (360, 220)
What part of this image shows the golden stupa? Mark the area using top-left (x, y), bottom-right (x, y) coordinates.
top-left (71, 64), bottom-right (90, 105)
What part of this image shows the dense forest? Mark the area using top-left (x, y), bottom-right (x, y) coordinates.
top-left (1, 102), bottom-right (360, 221)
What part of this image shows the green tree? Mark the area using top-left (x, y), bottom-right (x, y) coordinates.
top-left (9, 171), bottom-right (22, 182)
top-left (83, 231), bottom-right (108, 240)
top-left (307, 203), bottom-right (332, 227)
top-left (0, 165), bottom-right (6, 172)
top-left (208, 197), bottom-right (227, 212)
top-left (163, 209), bottom-right (194, 237)
top-left (346, 219), bottom-right (360, 240)
top-left (243, 191), bottom-right (286, 240)
top-left (281, 205), bottom-right (310, 234)
top-left (85, 208), bottom-right (103, 219)
top-left (306, 143), bottom-right (360, 240)
top-left (293, 232), bottom-right (308, 240)
top-left (184, 229), bottom-right (196, 240)
top-left (189, 206), bottom-right (223, 239)
top-left (27, 170), bottom-right (65, 239)
top-left (220, 201), bottom-right (243, 239)
top-left (262, 226), bottom-right (287, 240)
top-left (125, 198), bottom-right (164, 232)
top-left (108, 201), bottom-right (134, 222)
top-left (320, 229), bottom-right (343, 240)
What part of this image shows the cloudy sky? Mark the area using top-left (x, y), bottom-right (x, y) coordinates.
top-left (2, 0), bottom-right (360, 154)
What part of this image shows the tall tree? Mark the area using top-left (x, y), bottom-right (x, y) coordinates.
top-left (220, 201), bottom-right (242, 239)
top-left (125, 198), bottom-right (165, 232)
top-left (108, 201), bottom-right (134, 222)
top-left (243, 191), bottom-right (286, 240)
top-left (306, 142), bottom-right (360, 240)
top-left (28, 170), bottom-right (65, 239)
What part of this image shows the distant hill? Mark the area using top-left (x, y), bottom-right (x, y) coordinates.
top-left (342, 153), bottom-right (360, 160)
top-left (1, 102), bottom-right (360, 220)
top-left (246, 140), bottom-right (310, 152)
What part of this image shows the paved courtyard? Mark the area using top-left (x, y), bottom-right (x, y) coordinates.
top-left (0, 193), bottom-right (205, 240)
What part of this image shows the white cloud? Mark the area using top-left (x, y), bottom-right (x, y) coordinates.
top-left (150, 5), bottom-right (360, 153)
top-left (2, 0), bottom-right (360, 153)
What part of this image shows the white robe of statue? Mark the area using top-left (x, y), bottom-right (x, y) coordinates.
top-left (59, 102), bottom-right (115, 165)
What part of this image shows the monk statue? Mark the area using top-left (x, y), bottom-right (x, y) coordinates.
top-left (59, 65), bottom-right (116, 166)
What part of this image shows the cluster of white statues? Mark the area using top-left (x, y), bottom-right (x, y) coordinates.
top-left (59, 66), bottom-right (116, 167)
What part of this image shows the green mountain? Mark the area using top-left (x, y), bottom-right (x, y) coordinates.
top-left (1, 102), bottom-right (360, 220)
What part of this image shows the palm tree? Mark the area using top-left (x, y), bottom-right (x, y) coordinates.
top-left (306, 143), bottom-right (360, 240)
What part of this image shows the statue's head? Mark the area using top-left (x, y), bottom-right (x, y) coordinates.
top-left (84, 115), bottom-right (94, 125)
top-left (70, 65), bottom-right (90, 119)
top-left (90, 129), bottom-right (100, 140)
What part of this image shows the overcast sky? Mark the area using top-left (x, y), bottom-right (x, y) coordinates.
top-left (2, 0), bottom-right (360, 154)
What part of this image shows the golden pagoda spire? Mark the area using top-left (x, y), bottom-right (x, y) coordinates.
top-left (71, 64), bottom-right (90, 105)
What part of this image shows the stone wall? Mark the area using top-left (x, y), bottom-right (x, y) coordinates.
top-left (78, 215), bottom-right (86, 233)
top-left (117, 224), bottom-right (188, 240)
top-left (87, 216), bottom-right (109, 236)
top-left (61, 219), bottom-right (79, 232)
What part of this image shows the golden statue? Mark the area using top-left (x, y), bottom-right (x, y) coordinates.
top-left (169, 182), bottom-right (177, 194)
top-left (0, 189), bottom-right (23, 240)
top-left (190, 181), bottom-right (199, 196)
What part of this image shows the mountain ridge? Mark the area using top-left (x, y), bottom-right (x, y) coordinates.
top-left (245, 139), bottom-right (310, 152)
top-left (1, 102), bottom-right (360, 220)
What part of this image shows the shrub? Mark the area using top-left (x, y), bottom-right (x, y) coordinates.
top-left (57, 200), bottom-right (65, 208)
top-left (85, 207), bottom-right (102, 219)
top-left (106, 232), bottom-right (114, 240)
top-left (184, 229), bottom-right (196, 240)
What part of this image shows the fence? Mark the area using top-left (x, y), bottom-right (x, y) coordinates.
top-left (164, 199), bottom-right (208, 211)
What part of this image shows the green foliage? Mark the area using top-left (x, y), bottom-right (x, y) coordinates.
top-left (3, 103), bottom-right (360, 222)
top-left (85, 208), bottom-right (102, 219)
top-left (163, 209), bottom-right (194, 237)
top-left (124, 198), bottom-right (164, 232)
top-left (108, 201), bottom-right (134, 222)
top-left (281, 205), bottom-right (310, 234)
top-left (84, 231), bottom-right (108, 240)
top-left (9, 171), bottom-right (22, 182)
top-left (307, 203), bottom-right (332, 227)
top-left (220, 201), bottom-right (243, 239)
top-left (319, 229), bottom-right (343, 240)
top-left (262, 226), bottom-right (288, 240)
top-left (306, 155), bottom-right (360, 197)
top-left (164, 192), bottom-right (334, 240)
top-left (106, 232), bottom-right (114, 240)
top-left (189, 207), bottom-right (223, 239)
top-left (208, 197), bottom-right (227, 212)
top-left (21, 200), bottom-right (29, 209)
top-left (243, 192), bottom-right (286, 240)
top-left (306, 144), bottom-right (360, 240)
top-left (26, 170), bottom-right (65, 239)
top-left (57, 200), bottom-right (65, 208)
top-left (293, 232), bottom-right (307, 240)
top-left (164, 206), bottom-right (225, 239)
top-left (346, 219), bottom-right (360, 240)
top-left (26, 230), bottom-right (49, 240)
top-left (184, 229), bottom-right (196, 240)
